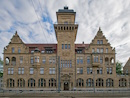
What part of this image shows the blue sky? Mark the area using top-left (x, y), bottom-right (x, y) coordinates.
top-left (0, 0), bottom-right (130, 66)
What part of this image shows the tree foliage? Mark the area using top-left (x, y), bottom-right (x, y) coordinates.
top-left (0, 57), bottom-right (3, 77)
top-left (116, 61), bottom-right (123, 74)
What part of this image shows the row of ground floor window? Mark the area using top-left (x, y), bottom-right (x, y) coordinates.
top-left (6, 78), bottom-right (128, 88)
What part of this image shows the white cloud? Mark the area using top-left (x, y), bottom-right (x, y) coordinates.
top-left (0, 0), bottom-right (130, 66)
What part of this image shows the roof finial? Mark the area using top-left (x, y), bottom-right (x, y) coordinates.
top-left (99, 27), bottom-right (101, 31)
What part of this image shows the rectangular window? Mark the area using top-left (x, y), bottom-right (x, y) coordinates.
top-left (100, 40), bottom-right (103, 44)
top-left (77, 68), bottom-right (83, 74)
top-left (20, 56), bottom-right (23, 64)
top-left (8, 68), bottom-right (11, 74)
top-left (107, 68), bottom-right (109, 74)
top-left (97, 40), bottom-right (100, 44)
top-left (109, 68), bottom-right (112, 74)
top-left (87, 56), bottom-right (90, 64)
top-left (30, 68), bottom-right (34, 74)
top-left (67, 60), bottom-right (69, 67)
top-left (65, 44), bottom-right (67, 49)
top-left (96, 56), bottom-right (98, 62)
top-left (99, 68), bottom-right (102, 74)
top-left (49, 57), bottom-right (55, 64)
top-left (22, 68), bottom-right (24, 74)
top-left (40, 68), bottom-right (44, 74)
top-left (62, 44), bottom-right (64, 49)
top-left (80, 57), bottom-right (83, 64)
top-left (31, 57), bottom-right (33, 64)
top-left (18, 68), bottom-right (24, 74)
top-left (61, 60), bottom-right (62, 68)
top-left (106, 48), bottom-right (108, 53)
top-left (11, 68), bottom-right (14, 74)
top-left (35, 56), bottom-right (39, 63)
top-left (77, 57), bottom-right (79, 64)
top-left (100, 56), bottom-right (103, 64)
top-left (42, 57), bottom-right (46, 64)
top-left (18, 48), bottom-right (21, 53)
top-left (97, 48), bottom-right (99, 53)
top-left (49, 68), bottom-right (55, 74)
top-left (92, 48), bottom-right (95, 53)
top-left (70, 60), bottom-right (72, 68)
top-left (100, 48), bottom-right (103, 53)
top-left (12, 47), bottom-right (15, 53)
top-left (87, 67), bottom-right (92, 74)
top-left (68, 44), bottom-right (70, 49)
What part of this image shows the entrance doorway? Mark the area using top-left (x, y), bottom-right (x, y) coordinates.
top-left (64, 82), bottom-right (69, 90)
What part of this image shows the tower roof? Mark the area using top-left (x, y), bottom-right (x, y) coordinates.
top-left (58, 6), bottom-right (75, 13)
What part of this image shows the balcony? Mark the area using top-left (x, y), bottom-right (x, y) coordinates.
top-left (92, 62), bottom-right (100, 67)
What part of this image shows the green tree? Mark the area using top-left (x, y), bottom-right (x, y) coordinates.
top-left (0, 57), bottom-right (3, 77)
top-left (116, 61), bottom-right (123, 74)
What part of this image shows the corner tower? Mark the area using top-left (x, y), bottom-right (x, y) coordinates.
top-left (54, 6), bottom-right (78, 90)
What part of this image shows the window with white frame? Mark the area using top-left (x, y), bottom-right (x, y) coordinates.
top-left (77, 57), bottom-right (83, 64)
top-left (30, 68), bottom-right (34, 74)
top-left (20, 56), bottom-right (23, 64)
top-left (100, 56), bottom-right (103, 64)
top-left (12, 47), bottom-right (15, 53)
top-left (106, 48), bottom-right (108, 53)
top-left (18, 48), bottom-right (21, 53)
top-left (18, 68), bottom-right (24, 74)
top-left (87, 56), bottom-right (90, 64)
top-left (49, 57), bottom-right (55, 64)
top-left (107, 67), bottom-right (112, 74)
top-left (97, 68), bottom-right (102, 74)
top-left (92, 48), bottom-right (95, 53)
top-left (87, 67), bottom-right (93, 74)
top-left (100, 48), bottom-right (103, 53)
top-left (40, 68), bottom-right (44, 74)
top-left (35, 56), bottom-right (39, 63)
top-left (49, 68), bottom-right (55, 74)
top-left (77, 68), bottom-right (83, 74)
top-left (8, 68), bottom-right (14, 74)
top-left (31, 57), bottom-right (34, 64)
top-left (97, 48), bottom-right (99, 53)
top-left (42, 57), bottom-right (46, 64)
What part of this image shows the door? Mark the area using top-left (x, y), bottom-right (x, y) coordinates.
top-left (64, 82), bottom-right (69, 90)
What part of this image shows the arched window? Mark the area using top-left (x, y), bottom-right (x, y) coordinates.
top-left (105, 57), bottom-right (109, 65)
top-left (18, 78), bottom-right (25, 87)
top-left (49, 78), bottom-right (56, 87)
top-left (28, 78), bottom-right (35, 87)
top-left (7, 78), bottom-right (15, 88)
top-left (38, 78), bottom-right (46, 87)
top-left (11, 57), bottom-right (16, 65)
top-left (76, 78), bottom-right (84, 87)
top-left (110, 57), bottom-right (114, 64)
top-left (86, 78), bottom-right (93, 87)
top-left (106, 78), bottom-right (113, 87)
top-left (96, 78), bottom-right (103, 87)
top-left (5, 57), bottom-right (10, 65)
top-left (119, 78), bottom-right (127, 87)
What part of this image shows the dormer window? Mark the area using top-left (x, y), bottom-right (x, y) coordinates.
top-left (41, 50), bottom-right (45, 53)
top-left (97, 40), bottom-right (100, 44)
top-left (77, 50), bottom-right (82, 53)
top-left (12, 47), bottom-right (15, 53)
top-left (31, 50), bottom-right (34, 53)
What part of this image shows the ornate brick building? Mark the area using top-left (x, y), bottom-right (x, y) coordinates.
top-left (3, 6), bottom-right (129, 91)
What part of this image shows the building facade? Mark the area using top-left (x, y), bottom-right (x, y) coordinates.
top-left (3, 6), bottom-right (129, 91)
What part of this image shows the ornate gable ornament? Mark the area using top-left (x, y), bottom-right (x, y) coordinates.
top-left (10, 31), bottom-right (24, 44)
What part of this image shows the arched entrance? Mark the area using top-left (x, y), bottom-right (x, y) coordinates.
top-left (64, 82), bottom-right (69, 90)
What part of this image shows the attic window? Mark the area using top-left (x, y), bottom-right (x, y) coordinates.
top-left (41, 50), bottom-right (45, 53)
top-left (31, 50), bottom-right (34, 53)
top-left (12, 47), bottom-right (15, 53)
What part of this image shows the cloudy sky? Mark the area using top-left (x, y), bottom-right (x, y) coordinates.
top-left (0, 0), bottom-right (130, 66)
